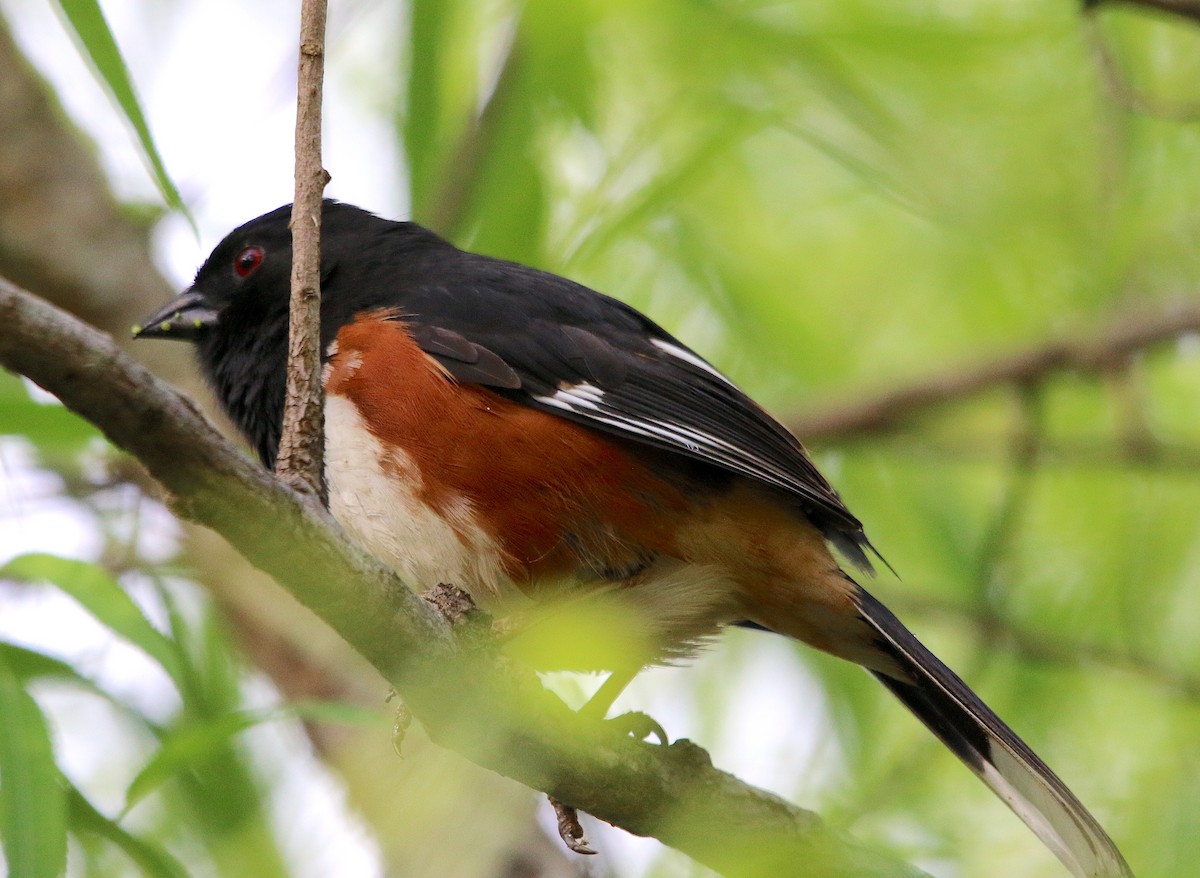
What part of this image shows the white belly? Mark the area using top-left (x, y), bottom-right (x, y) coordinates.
top-left (323, 394), bottom-right (515, 603)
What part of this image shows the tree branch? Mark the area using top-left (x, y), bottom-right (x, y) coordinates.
top-left (0, 276), bottom-right (927, 878)
top-left (0, 24), bottom-right (571, 875)
top-left (1084, 4), bottom-right (1200, 122)
top-left (278, 0), bottom-right (331, 501)
top-left (794, 303), bottom-right (1200, 441)
top-left (1085, 0), bottom-right (1200, 26)
top-left (0, 16), bottom-right (170, 343)
top-left (895, 591), bottom-right (1200, 702)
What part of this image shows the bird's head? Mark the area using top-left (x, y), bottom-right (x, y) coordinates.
top-left (133, 200), bottom-right (451, 465)
top-left (133, 200), bottom-right (365, 344)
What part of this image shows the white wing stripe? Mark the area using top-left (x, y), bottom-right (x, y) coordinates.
top-left (569, 383), bottom-right (605, 402)
top-left (535, 385), bottom-right (830, 504)
top-left (547, 386), bottom-right (602, 411)
top-left (651, 339), bottom-right (737, 387)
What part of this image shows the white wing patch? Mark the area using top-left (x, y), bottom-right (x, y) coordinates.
top-left (650, 338), bottom-right (737, 387)
top-left (535, 382), bottom-right (823, 502)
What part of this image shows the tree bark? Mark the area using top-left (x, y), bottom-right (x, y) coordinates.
top-left (0, 18), bottom-right (564, 877)
top-left (277, 0), bottom-right (331, 501)
top-left (0, 275), bottom-right (929, 878)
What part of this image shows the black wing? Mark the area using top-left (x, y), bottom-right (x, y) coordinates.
top-left (393, 249), bottom-right (873, 570)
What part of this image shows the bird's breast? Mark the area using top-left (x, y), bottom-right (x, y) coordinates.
top-left (323, 392), bottom-right (519, 603)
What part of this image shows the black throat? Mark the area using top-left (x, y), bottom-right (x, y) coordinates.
top-left (196, 303), bottom-right (291, 468)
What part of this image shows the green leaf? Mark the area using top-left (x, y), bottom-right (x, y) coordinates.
top-left (0, 642), bottom-right (101, 689)
top-left (523, 0), bottom-right (598, 124)
top-left (124, 702), bottom-right (382, 811)
top-left (51, 0), bottom-right (192, 226)
top-left (0, 655), bottom-right (67, 878)
top-left (1, 554), bottom-right (184, 690)
top-left (67, 781), bottom-right (189, 878)
top-left (285, 699), bottom-right (387, 728)
top-left (124, 713), bottom-right (261, 812)
top-left (0, 643), bottom-right (162, 735)
top-left (405, 0), bottom-right (459, 217)
top-left (0, 372), bottom-right (100, 456)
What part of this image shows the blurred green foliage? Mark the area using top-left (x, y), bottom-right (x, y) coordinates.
top-left (0, 551), bottom-right (335, 878)
top-left (51, 0), bottom-right (189, 221)
top-left (5, 1), bottom-right (1200, 876)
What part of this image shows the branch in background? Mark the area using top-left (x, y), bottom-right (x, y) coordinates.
top-left (896, 592), bottom-right (1200, 702)
top-left (863, 435), bottom-right (1200, 472)
top-left (794, 304), bottom-right (1200, 441)
top-left (1085, 0), bottom-right (1200, 26)
top-left (1084, 7), bottom-right (1200, 122)
top-left (966, 386), bottom-right (1046, 606)
top-left (0, 276), bottom-right (929, 878)
top-left (0, 17), bottom-right (169, 342)
top-left (278, 0), bottom-right (331, 501)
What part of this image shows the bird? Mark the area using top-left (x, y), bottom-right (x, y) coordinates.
top-left (134, 200), bottom-right (1132, 878)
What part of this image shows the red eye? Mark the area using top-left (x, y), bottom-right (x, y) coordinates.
top-left (234, 246), bottom-right (264, 278)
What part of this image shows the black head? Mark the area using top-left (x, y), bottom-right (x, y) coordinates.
top-left (133, 200), bottom-right (418, 342)
top-left (134, 200), bottom-right (450, 465)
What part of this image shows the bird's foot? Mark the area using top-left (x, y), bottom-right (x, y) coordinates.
top-left (548, 797), bottom-right (596, 855)
top-left (385, 688), bottom-right (413, 758)
top-left (606, 710), bottom-right (668, 745)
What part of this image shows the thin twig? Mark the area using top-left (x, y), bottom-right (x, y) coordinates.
top-left (841, 435), bottom-right (1200, 472)
top-left (1085, 9), bottom-right (1200, 122)
top-left (895, 592), bottom-right (1200, 702)
top-left (277, 0), bottom-right (331, 502)
top-left (793, 304), bottom-right (1200, 441)
top-left (1085, 0), bottom-right (1200, 26)
top-left (972, 385), bottom-right (1045, 595)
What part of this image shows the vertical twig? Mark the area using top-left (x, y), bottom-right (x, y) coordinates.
top-left (277, 0), bottom-right (331, 503)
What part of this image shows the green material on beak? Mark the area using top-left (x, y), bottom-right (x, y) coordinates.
top-left (132, 290), bottom-right (218, 341)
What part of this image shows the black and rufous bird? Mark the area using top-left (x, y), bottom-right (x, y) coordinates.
top-left (135, 201), bottom-right (1132, 878)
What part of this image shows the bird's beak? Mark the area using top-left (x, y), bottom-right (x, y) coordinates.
top-left (132, 290), bottom-right (219, 341)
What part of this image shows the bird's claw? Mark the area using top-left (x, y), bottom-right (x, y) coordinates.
top-left (548, 796), bottom-right (596, 855)
top-left (385, 688), bottom-right (412, 758)
top-left (607, 710), bottom-right (668, 745)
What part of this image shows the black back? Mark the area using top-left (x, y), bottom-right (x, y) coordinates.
top-left (185, 201), bottom-right (873, 567)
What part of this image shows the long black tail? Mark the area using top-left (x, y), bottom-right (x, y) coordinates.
top-left (853, 589), bottom-right (1133, 878)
